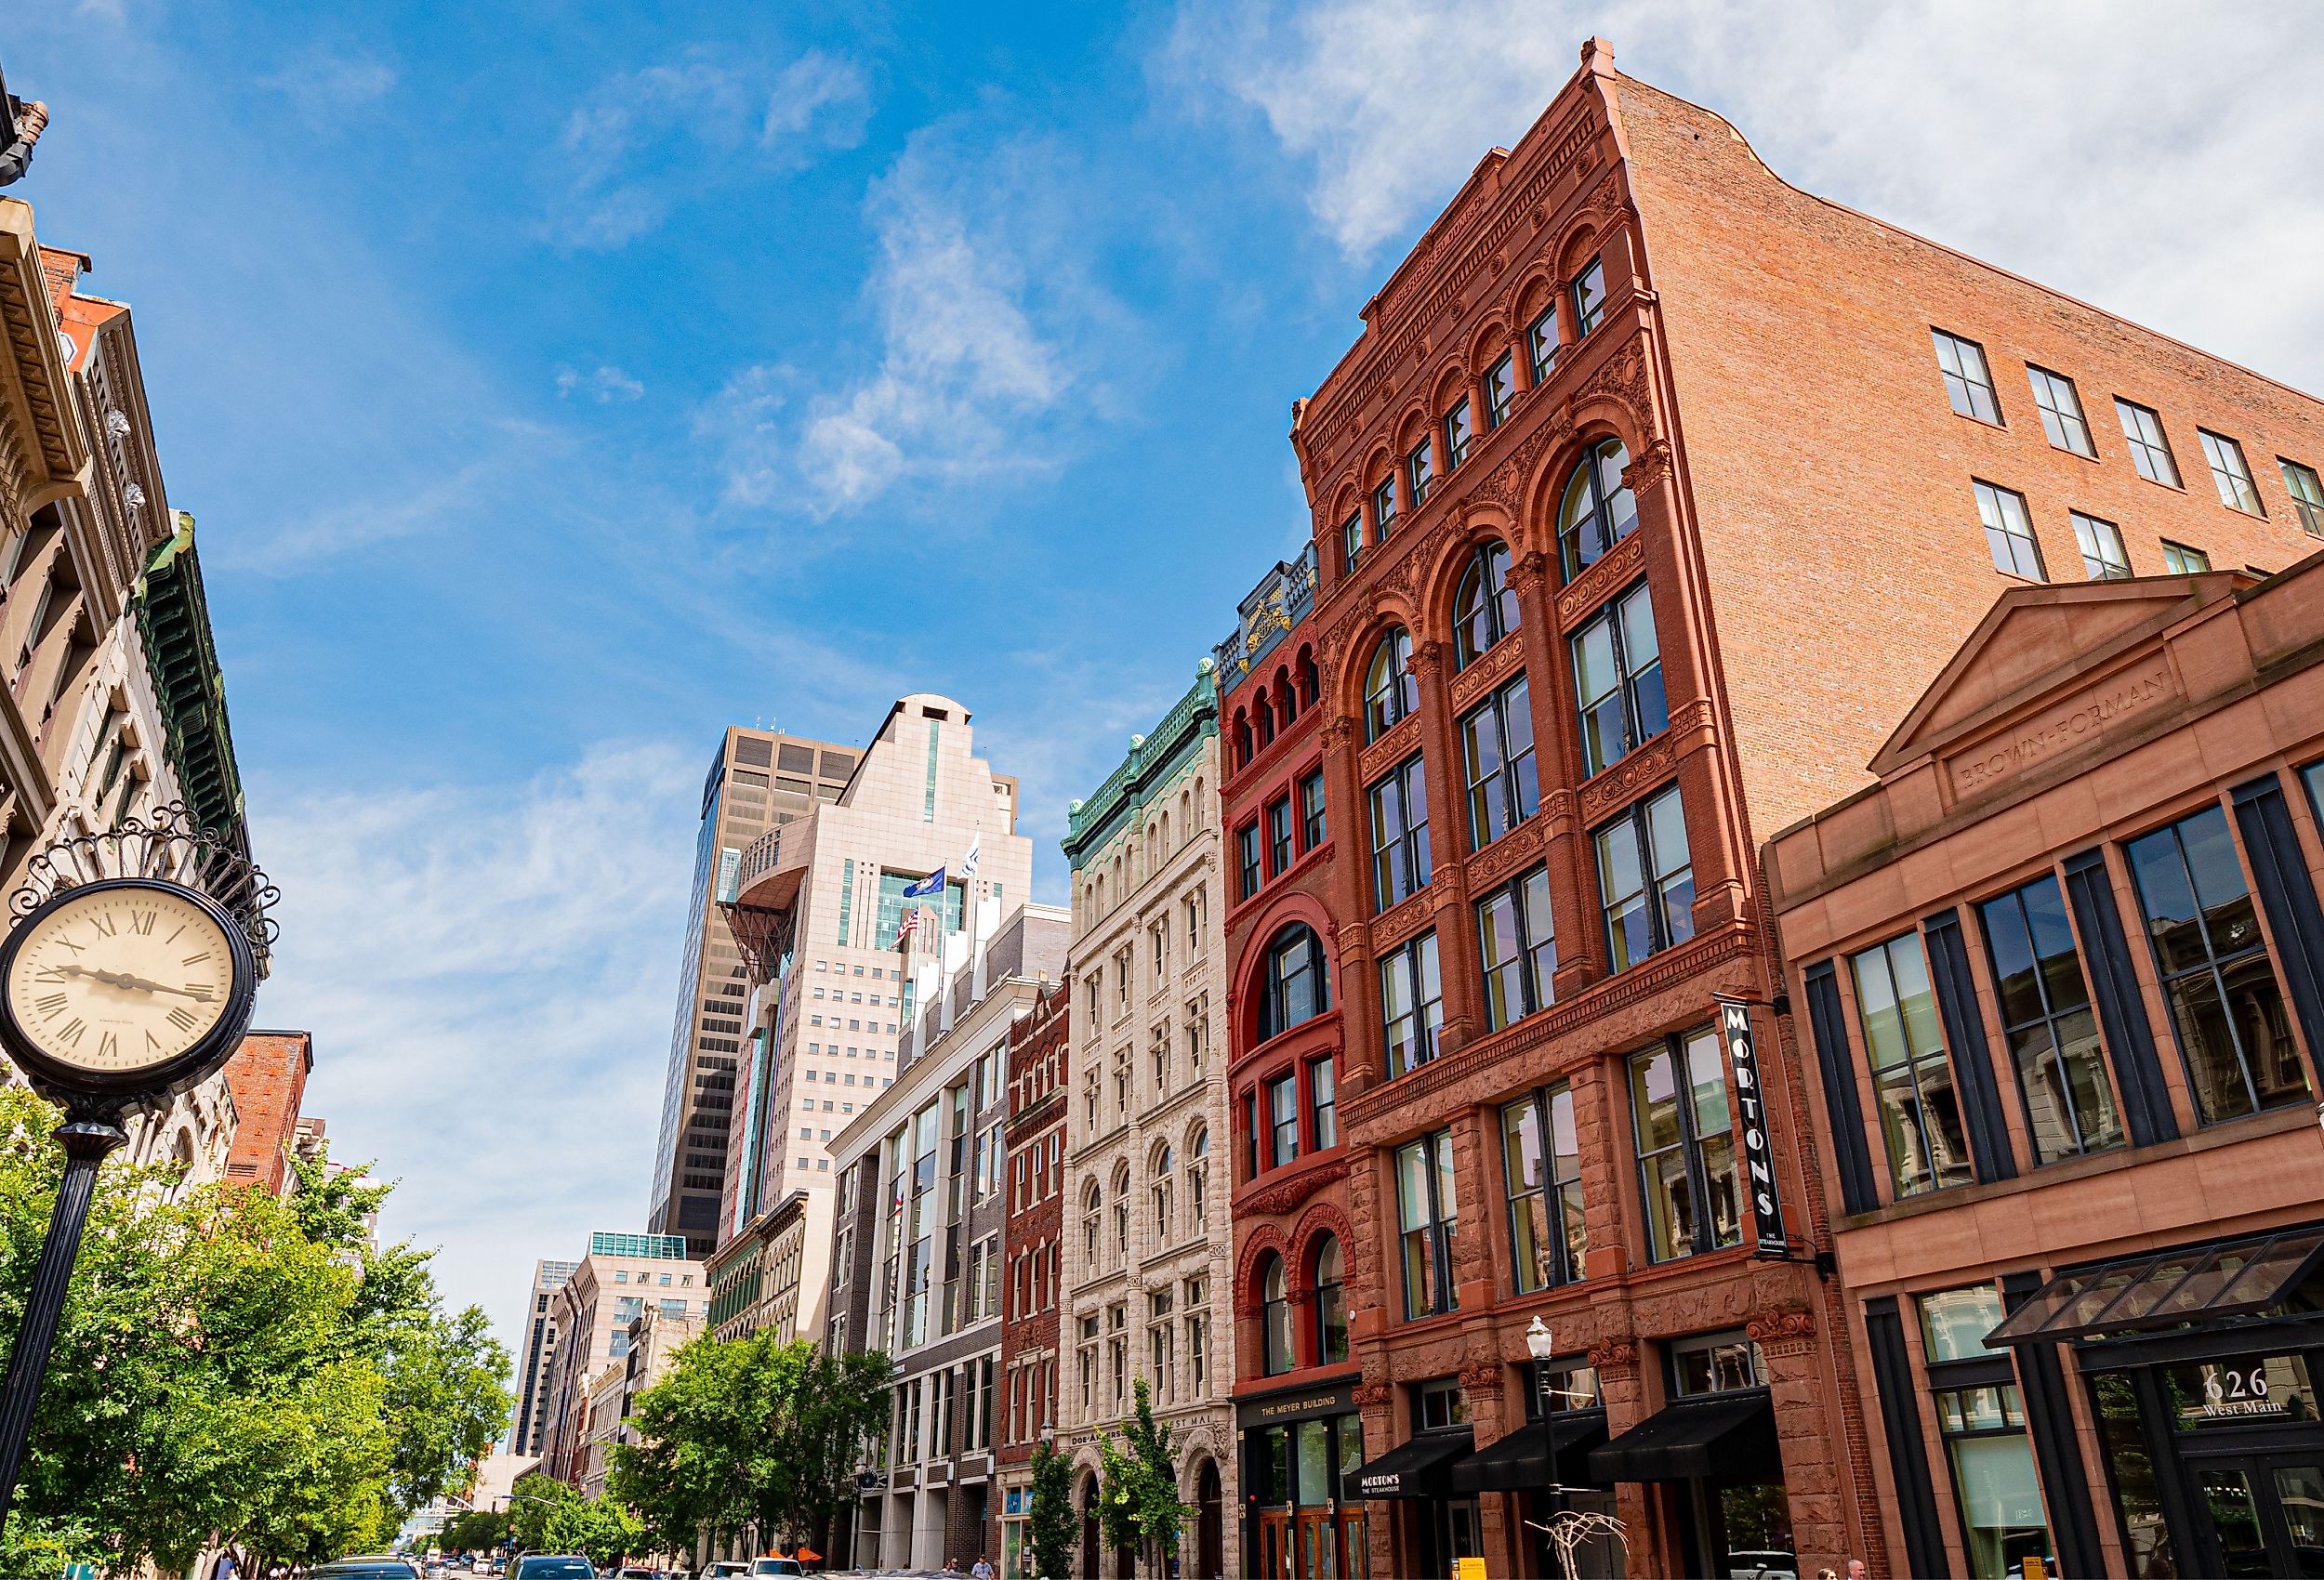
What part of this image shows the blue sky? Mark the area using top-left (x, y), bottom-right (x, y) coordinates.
top-left (9, 1), bottom-right (2321, 1365)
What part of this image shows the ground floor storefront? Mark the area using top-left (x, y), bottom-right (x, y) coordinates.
top-left (857, 1467), bottom-right (996, 1573)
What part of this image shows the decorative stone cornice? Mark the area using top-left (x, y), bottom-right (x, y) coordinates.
top-left (1242, 1156), bottom-right (1349, 1218)
top-left (1552, 530), bottom-right (1648, 630)
top-left (1587, 1339), bottom-right (1638, 1376)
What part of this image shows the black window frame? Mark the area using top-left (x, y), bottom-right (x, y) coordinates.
top-left (2027, 364), bottom-right (2095, 457)
top-left (1406, 436), bottom-right (1434, 509)
top-left (1395, 1129), bottom-right (1459, 1319)
top-left (1931, 329), bottom-right (2002, 425)
top-left (1459, 673), bottom-right (1539, 849)
top-left (1267, 796), bottom-right (1294, 875)
top-left (1444, 396), bottom-right (1473, 472)
top-left (1502, 1080), bottom-right (1585, 1293)
top-left (1380, 929), bottom-right (1444, 1079)
top-left (1363, 627), bottom-right (1418, 742)
top-left (1236, 821), bottom-right (1261, 901)
top-left (1476, 865), bottom-right (1557, 1032)
top-left (1261, 1253), bottom-right (1294, 1375)
top-left (2159, 540), bottom-right (2211, 574)
top-left (2070, 511), bottom-right (2131, 580)
top-left (1368, 754), bottom-right (1431, 912)
top-left (1527, 303), bottom-right (1560, 387)
top-left (1594, 783), bottom-right (1695, 973)
top-left (1484, 353), bottom-right (1515, 429)
top-left (1313, 1233), bottom-right (1348, 1364)
top-left (1570, 578), bottom-right (1668, 777)
top-left (1975, 479), bottom-right (2045, 581)
top-left (1571, 256), bottom-right (1607, 337)
top-left (2281, 458), bottom-right (2324, 539)
top-left (1452, 540), bottom-right (1519, 669)
top-left (1372, 477), bottom-right (1398, 540)
top-left (1848, 931), bottom-right (1977, 1199)
top-left (1309, 1057), bottom-right (1338, 1150)
top-left (1977, 874), bottom-right (2125, 1165)
top-left (1267, 1072), bottom-right (1300, 1167)
top-left (1341, 510), bottom-right (1364, 576)
top-left (1555, 437), bottom-right (1637, 584)
top-left (1299, 770), bottom-right (1327, 849)
top-left (1255, 923), bottom-right (1329, 1045)
top-left (2198, 428), bottom-right (2266, 517)
top-left (1629, 1025), bottom-right (1743, 1264)
top-left (2115, 398), bottom-right (2182, 488)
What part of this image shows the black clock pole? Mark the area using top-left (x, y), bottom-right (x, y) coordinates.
top-left (0, 1115), bottom-right (125, 1522)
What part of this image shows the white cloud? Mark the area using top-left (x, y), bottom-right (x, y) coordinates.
top-left (548, 48), bottom-right (871, 250)
top-left (1169, 0), bottom-right (2324, 388)
top-left (705, 131), bottom-right (1120, 520)
top-left (248, 743), bottom-right (700, 1351)
top-left (557, 364), bottom-right (645, 403)
top-left (258, 47), bottom-right (398, 130)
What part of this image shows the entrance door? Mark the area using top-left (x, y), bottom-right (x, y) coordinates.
top-left (2193, 1455), bottom-right (2324, 1577)
top-left (1196, 1460), bottom-right (1222, 1580)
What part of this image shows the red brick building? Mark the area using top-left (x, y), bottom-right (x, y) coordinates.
top-left (220, 1028), bottom-right (313, 1194)
top-left (1768, 555), bottom-right (2324, 1579)
top-left (997, 982), bottom-right (1068, 1579)
top-left (1277, 36), bottom-right (2324, 1580)
top-left (1215, 550), bottom-right (1369, 1580)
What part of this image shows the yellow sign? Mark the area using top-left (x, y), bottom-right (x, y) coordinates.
top-left (1455, 1560), bottom-right (1488, 1580)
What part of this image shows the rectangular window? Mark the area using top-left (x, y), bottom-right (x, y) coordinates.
top-left (1932, 330), bottom-right (2001, 424)
top-left (2126, 805), bottom-right (2310, 1123)
top-left (1978, 875), bottom-right (2124, 1164)
top-left (1243, 1092), bottom-right (1261, 1181)
top-left (1237, 823), bottom-right (1261, 901)
top-left (1975, 481), bottom-right (2044, 581)
top-left (2282, 459), bottom-right (2324, 538)
top-left (1267, 1073), bottom-right (1300, 1167)
top-left (1395, 1129), bottom-right (1459, 1318)
top-left (1476, 867), bottom-right (1557, 1032)
top-left (1300, 770), bottom-right (1327, 849)
top-left (1595, 783), bottom-right (1695, 973)
top-left (1670, 1330), bottom-right (1763, 1397)
top-left (1268, 797), bottom-right (1294, 875)
top-left (1938, 1385), bottom-right (2053, 1580)
top-left (1406, 438), bottom-right (1434, 508)
top-left (1527, 304), bottom-right (1560, 386)
top-left (1503, 1083), bottom-right (1585, 1292)
top-left (1368, 755), bottom-right (1432, 911)
top-left (2160, 540), bottom-right (2211, 574)
top-left (2026, 365), bottom-right (2094, 456)
top-left (1572, 257), bottom-right (1607, 337)
top-left (2116, 399), bottom-right (2182, 487)
top-left (2199, 428), bottom-right (2266, 516)
top-left (1630, 1027), bottom-right (1741, 1263)
top-left (1309, 1059), bottom-right (1338, 1150)
top-left (1848, 933), bottom-right (1975, 1197)
top-left (2071, 512), bottom-right (2131, 580)
top-left (1341, 512), bottom-right (1364, 575)
top-left (1459, 674), bottom-right (1539, 848)
top-left (1571, 581), bottom-right (1668, 777)
top-left (1484, 354), bottom-right (1514, 429)
top-left (1380, 931), bottom-right (1445, 1078)
top-left (1373, 477), bottom-right (1397, 539)
top-left (1444, 397), bottom-right (1472, 471)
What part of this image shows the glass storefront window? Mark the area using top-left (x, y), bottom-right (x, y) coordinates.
top-left (2159, 1352), bottom-right (2319, 1429)
top-left (1670, 1331), bottom-right (1763, 1396)
top-left (1297, 1419), bottom-right (1334, 1507)
top-left (1936, 1386), bottom-right (2053, 1580)
top-left (2092, 1372), bottom-right (2176, 1577)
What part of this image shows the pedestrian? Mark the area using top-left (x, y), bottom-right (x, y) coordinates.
top-left (1848, 1562), bottom-right (1868, 1580)
top-left (972, 1554), bottom-right (995, 1580)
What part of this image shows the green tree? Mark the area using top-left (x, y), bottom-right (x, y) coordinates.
top-left (1095, 1380), bottom-right (1191, 1566)
top-left (611, 1331), bottom-right (893, 1556)
top-left (441, 1508), bottom-right (512, 1552)
top-left (508, 1472), bottom-right (581, 1552)
top-left (1025, 1441), bottom-right (1079, 1580)
top-left (544, 1495), bottom-right (645, 1567)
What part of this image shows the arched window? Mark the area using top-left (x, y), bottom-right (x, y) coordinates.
top-left (1255, 691), bottom-right (1275, 748)
top-left (1188, 1125), bottom-right (1209, 1227)
top-left (1275, 670), bottom-right (1297, 725)
top-left (1234, 712), bottom-right (1253, 769)
top-left (1453, 541), bottom-right (1520, 668)
top-left (1556, 438), bottom-right (1638, 582)
top-left (1257, 924), bottom-right (1329, 1043)
top-left (1151, 1145), bottom-right (1175, 1242)
top-left (1261, 1255), bottom-right (1294, 1375)
top-left (1313, 1235), bottom-right (1349, 1364)
top-left (1082, 1182), bottom-right (1103, 1266)
top-left (1298, 650), bottom-right (1320, 709)
top-left (1363, 627), bottom-right (1418, 742)
top-left (1113, 1164), bottom-right (1131, 1265)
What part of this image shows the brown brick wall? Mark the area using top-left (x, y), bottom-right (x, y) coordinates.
top-left (220, 1029), bottom-right (312, 1194)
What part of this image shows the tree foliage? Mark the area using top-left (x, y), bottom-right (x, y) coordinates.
top-left (610, 1330), bottom-right (893, 1554)
top-left (440, 1508), bottom-right (511, 1553)
top-left (1025, 1441), bottom-right (1078, 1580)
top-left (0, 1086), bottom-right (513, 1570)
top-left (1095, 1380), bottom-right (1192, 1562)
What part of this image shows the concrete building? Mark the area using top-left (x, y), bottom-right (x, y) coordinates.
top-left (580, 1358), bottom-right (627, 1502)
top-left (826, 904), bottom-right (1067, 1573)
top-left (994, 981), bottom-right (1066, 1580)
top-left (511, 1257), bottom-right (581, 1457)
top-left (537, 1232), bottom-right (704, 1485)
top-left (721, 692), bottom-right (1030, 1348)
top-left (1213, 549), bottom-right (1373, 1580)
top-left (705, 1188), bottom-right (811, 1341)
top-left (1767, 556), bottom-right (2324, 1579)
top-left (650, 726), bottom-right (861, 1257)
top-left (1056, 672), bottom-right (1235, 1580)
top-left (1274, 37), bottom-right (2324, 1580)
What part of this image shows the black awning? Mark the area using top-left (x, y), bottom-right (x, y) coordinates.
top-left (1447, 1412), bottom-right (1608, 1494)
top-left (1985, 1227), bottom-right (2324, 1347)
top-left (1343, 1428), bottom-right (1472, 1501)
top-left (1588, 1391), bottom-right (1779, 1484)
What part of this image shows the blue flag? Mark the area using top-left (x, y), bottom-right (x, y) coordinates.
top-left (902, 867), bottom-right (946, 899)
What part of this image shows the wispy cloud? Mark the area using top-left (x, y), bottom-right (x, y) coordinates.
top-left (258, 47), bottom-right (398, 131)
top-left (547, 47), bottom-right (872, 250)
top-left (703, 129), bottom-right (1129, 523)
top-left (1166, 0), bottom-right (2324, 388)
top-left (557, 364), bottom-right (645, 403)
top-left (249, 743), bottom-right (700, 1351)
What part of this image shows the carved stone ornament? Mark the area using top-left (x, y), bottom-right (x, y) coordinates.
top-left (1619, 437), bottom-right (1673, 495)
top-left (1459, 1360), bottom-right (1504, 1392)
top-left (1352, 1381), bottom-right (1393, 1409)
top-left (1553, 530), bottom-right (1648, 631)
top-left (1587, 1339), bottom-right (1639, 1374)
top-left (1747, 1306), bottom-right (1816, 1347)
top-left (1576, 732), bottom-right (1682, 823)
top-left (1243, 1157), bottom-right (1350, 1218)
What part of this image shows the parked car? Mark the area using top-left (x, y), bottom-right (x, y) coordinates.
top-left (748, 1562), bottom-right (806, 1579)
top-left (312, 1562), bottom-right (422, 1580)
top-left (509, 1559), bottom-right (598, 1580)
top-left (698, 1565), bottom-right (752, 1578)
top-left (1726, 1554), bottom-right (1798, 1580)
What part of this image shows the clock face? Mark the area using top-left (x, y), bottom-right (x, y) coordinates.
top-left (3, 884), bottom-right (238, 1076)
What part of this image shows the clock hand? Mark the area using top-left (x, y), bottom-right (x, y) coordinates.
top-left (107, 971), bottom-right (214, 1002)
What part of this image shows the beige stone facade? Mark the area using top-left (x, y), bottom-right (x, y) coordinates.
top-left (1057, 672), bottom-right (1237, 1580)
top-left (537, 1235), bottom-right (705, 1486)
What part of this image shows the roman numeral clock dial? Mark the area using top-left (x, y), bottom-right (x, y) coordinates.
top-left (0, 880), bottom-right (250, 1095)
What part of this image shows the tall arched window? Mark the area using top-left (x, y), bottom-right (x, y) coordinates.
top-left (1363, 628), bottom-right (1418, 742)
top-left (1112, 1164), bottom-right (1131, 1266)
top-left (1257, 924), bottom-right (1330, 1043)
top-left (1234, 712), bottom-right (1253, 768)
top-left (1082, 1182), bottom-right (1103, 1266)
top-left (1256, 691), bottom-right (1275, 748)
top-left (1188, 1125), bottom-right (1209, 1227)
top-left (1261, 1256), bottom-right (1294, 1375)
top-left (1556, 438), bottom-right (1638, 582)
top-left (1313, 1235), bottom-right (1349, 1364)
top-left (1151, 1144), bottom-right (1176, 1243)
top-left (1453, 541), bottom-right (1520, 668)
top-left (1298, 650), bottom-right (1320, 709)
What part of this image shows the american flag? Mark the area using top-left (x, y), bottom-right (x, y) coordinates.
top-left (893, 908), bottom-right (920, 948)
